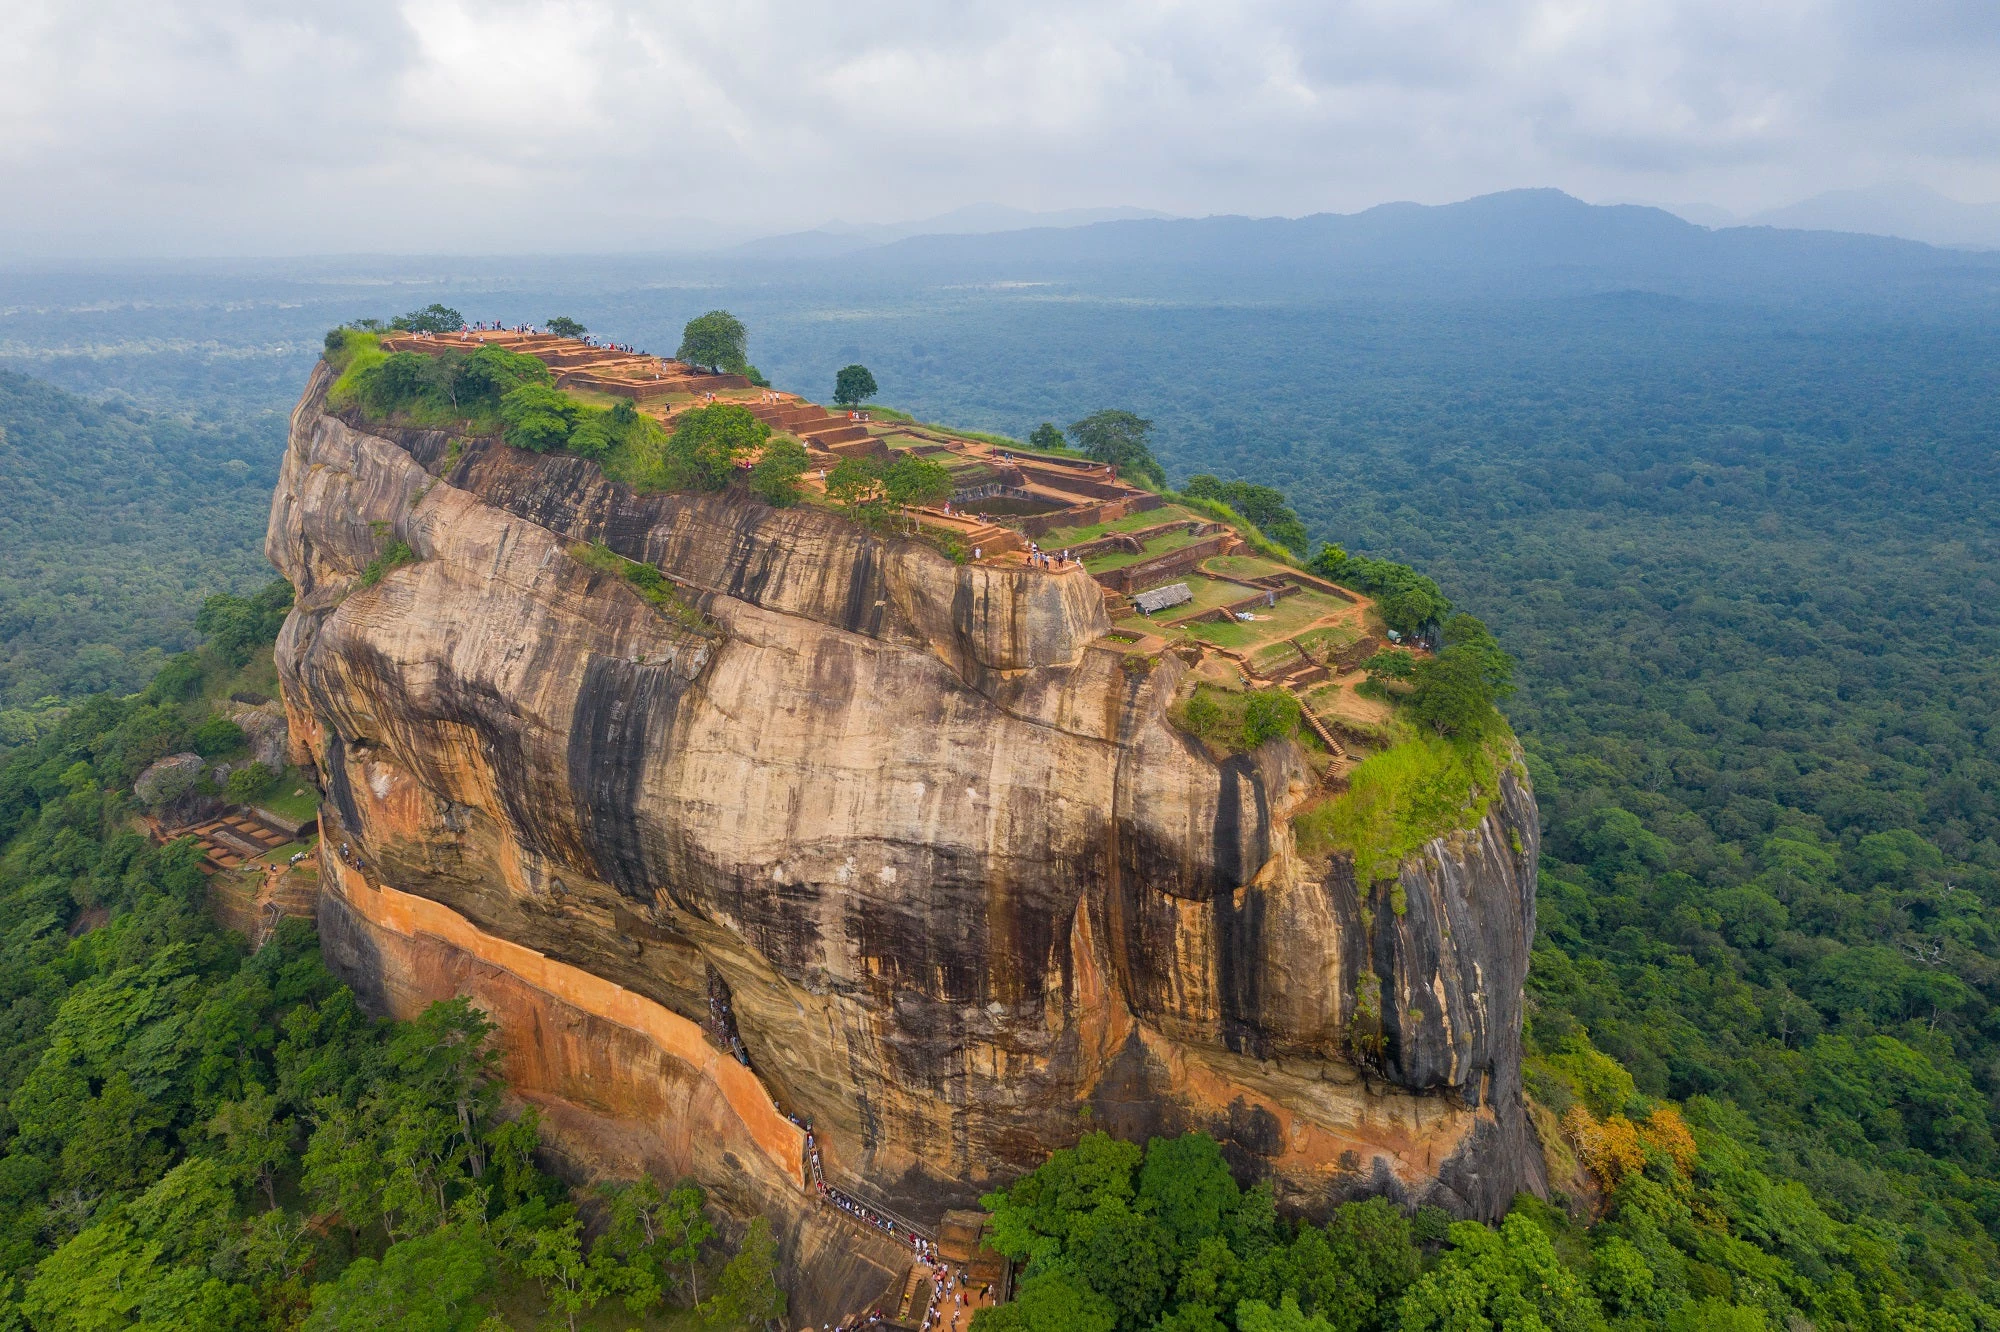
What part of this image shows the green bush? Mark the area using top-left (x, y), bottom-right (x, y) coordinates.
top-left (1311, 546), bottom-right (1449, 634)
top-left (224, 761), bottom-right (275, 804)
top-left (190, 715), bottom-right (246, 758)
top-left (1180, 690), bottom-right (1221, 739)
top-left (358, 539), bottom-right (416, 588)
top-left (1242, 690), bottom-right (1301, 747)
top-left (328, 338), bottom-right (550, 434)
top-left (1172, 686), bottom-right (1301, 753)
top-left (1293, 732), bottom-right (1501, 881)
top-left (499, 384), bottom-right (579, 453)
top-left (142, 653), bottom-right (205, 704)
top-left (662, 403), bottom-right (768, 490)
top-left (568, 543), bottom-right (712, 634)
top-left (1182, 475), bottom-right (1311, 557)
top-left (749, 436), bottom-right (810, 506)
top-left (826, 452), bottom-right (952, 528)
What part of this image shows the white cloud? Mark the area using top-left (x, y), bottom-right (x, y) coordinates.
top-left (3, 0), bottom-right (1996, 255)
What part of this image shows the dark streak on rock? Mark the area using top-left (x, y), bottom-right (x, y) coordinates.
top-left (568, 655), bottom-right (692, 898)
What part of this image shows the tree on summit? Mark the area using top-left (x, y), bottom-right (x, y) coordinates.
top-left (677, 310), bottom-right (749, 375)
top-left (545, 316), bottom-right (587, 339)
top-left (1182, 475), bottom-right (1311, 556)
top-left (834, 364), bottom-right (878, 407)
top-left (1069, 410), bottom-right (1165, 488)
top-left (1029, 423), bottom-right (1067, 452)
top-left (665, 404), bottom-right (769, 490)
top-left (390, 304), bottom-right (464, 334)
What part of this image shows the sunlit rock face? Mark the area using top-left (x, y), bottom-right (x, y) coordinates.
top-left (268, 363), bottom-right (1546, 1274)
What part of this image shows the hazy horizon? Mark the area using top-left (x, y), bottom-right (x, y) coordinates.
top-left (7, 0), bottom-right (1999, 258)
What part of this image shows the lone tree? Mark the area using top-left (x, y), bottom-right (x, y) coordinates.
top-left (665, 404), bottom-right (770, 490)
top-left (389, 304), bottom-right (464, 334)
top-left (677, 310), bottom-right (748, 375)
top-left (1029, 422), bottom-right (1066, 452)
top-left (833, 364), bottom-right (878, 408)
top-left (545, 316), bottom-right (587, 339)
top-left (1069, 409), bottom-right (1165, 488)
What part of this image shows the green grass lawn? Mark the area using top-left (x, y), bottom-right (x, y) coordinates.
top-left (1201, 554), bottom-right (1291, 581)
top-left (1247, 590), bottom-right (1353, 636)
top-left (1252, 641), bottom-right (1305, 674)
top-left (1083, 525), bottom-right (1210, 573)
top-left (1041, 504), bottom-right (1201, 547)
top-left (254, 771), bottom-right (321, 823)
top-left (1183, 617), bottom-right (1259, 649)
top-left (1295, 624), bottom-right (1361, 659)
top-left (1172, 588), bottom-right (1351, 652)
top-left (1178, 576), bottom-right (1263, 613)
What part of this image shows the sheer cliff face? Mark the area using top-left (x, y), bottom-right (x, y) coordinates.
top-left (269, 364), bottom-right (1545, 1227)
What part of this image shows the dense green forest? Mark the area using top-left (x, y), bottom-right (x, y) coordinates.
top-left (5, 239), bottom-right (2000, 1328)
top-left (0, 370), bottom-right (285, 724)
top-left (972, 1122), bottom-right (1991, 1332)
top-left (0, 603), bottom-right (782, 1330)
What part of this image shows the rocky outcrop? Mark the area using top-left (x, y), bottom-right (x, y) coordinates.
top-left (267, 364), bottom-right (1544, 1302)
top-left (227, 699), bottom-right (290, 772)
top-left (135, 751), bottom-right (221, 827)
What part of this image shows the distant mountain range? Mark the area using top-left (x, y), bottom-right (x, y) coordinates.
top-left (1743, 184), bottom-right (2000, 251)
top-left (729, 186), bottom-right (2000, 283)
top-left (787, 189), bottom-right (2000, 307)
top-left (735, 204), bottom-right (1176, 258)
top-left (1658, 184), bottom-right (2000, 251)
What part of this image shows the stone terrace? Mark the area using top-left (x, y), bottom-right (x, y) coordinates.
top-left (376, 331), bottom-right (1396, 776)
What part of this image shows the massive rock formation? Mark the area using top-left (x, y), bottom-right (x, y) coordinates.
top-left (268, 363), bottom-right (1544, 1303)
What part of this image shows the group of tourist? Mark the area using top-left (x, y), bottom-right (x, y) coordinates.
top-left (801, 1127), bottom-right (983, 1329)
top-left (916, 1258), bottom-right (966, 1332)
top-left (1025, 542), bottom-right (1074, 570)
top-left (705, 988), bottom-right (752, 1068)
top-left (805, 1130), bottom-right (925, 1245)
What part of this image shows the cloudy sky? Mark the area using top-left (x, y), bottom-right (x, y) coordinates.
top-left (4, 0), bottom-right (1996, 255)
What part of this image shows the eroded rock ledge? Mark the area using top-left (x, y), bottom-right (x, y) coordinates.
top-left (268, 363), bottom-right (1545, 1278)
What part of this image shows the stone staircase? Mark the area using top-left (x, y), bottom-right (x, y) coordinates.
top-left (749, 400), bottom-right (874, 447)
top-left (1284, 683), bottom-right (1346, 758)
top-left (896, 1263), bottom-right (928, 1322)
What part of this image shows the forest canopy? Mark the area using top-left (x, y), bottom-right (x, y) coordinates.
top-left (0, 572), bottom-right (783, 1331)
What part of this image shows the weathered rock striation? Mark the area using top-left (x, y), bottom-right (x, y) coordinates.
top-left (268, 362), bottom-right (1545, 1301)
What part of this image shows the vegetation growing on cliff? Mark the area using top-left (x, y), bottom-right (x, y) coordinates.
top-left (568, 543), bottom-right (716, 635)
top-left (1294, 732), bottom-right (1506, 883)
top-left (325, 329), bottom-right (554, 439)
top-left (1172, 686), bottom-right (1303, 755)
top-left (0, 613), bottom-right (779, 1331)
